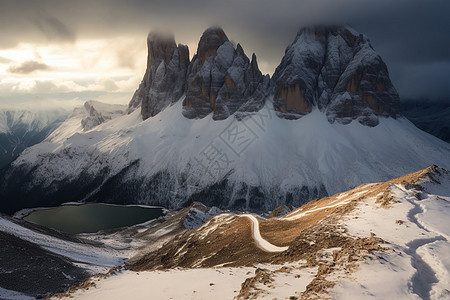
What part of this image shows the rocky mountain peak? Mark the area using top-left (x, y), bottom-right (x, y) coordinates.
top-left (182, 28), bottom-right (269, 120)
top-left (127, 25), bottom-right (400, 126)
top-left (128, 31), bottom-right (190, 120)
top-left (272, 26), bottom-right (327, 119)
top-left (81, 102), bottom-right (104, 131)
top-left (146, 32), bottom-right (177, 66)
top-left (273, 25), bottom-right (401, 126)
top-left (81, 101), bottom-right (126, 131)
top-left (250, 53), bottom-right (259, 77)
top-left (197, 27), bottom-right (229, 65)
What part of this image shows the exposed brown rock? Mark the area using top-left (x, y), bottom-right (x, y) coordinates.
top-left (274, 25), bottom-right (400, 125)
top-left (274, 81), bottom-right (312, 116)
top-left (328, 63), bottom-right (400, 126)
top-left (197, 27), bottom-right (228, 65)
top-left (235, 268), bottom-right (274, 300)
top-left (376, 184), bottom-right (400, 208)
top-left (268, 205), bottom-right (292, 218)
top-left (225, 73), bottom-right (235, 89)
top-left (128, 32), bottom-right (189, 119)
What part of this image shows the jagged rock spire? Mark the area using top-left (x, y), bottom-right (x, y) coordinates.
top-left (129, 25), bottom-right (400, 126)
top-left (273, 25), bottom-right (400, 126)
top-left (128, 31), bottom-right (189, 120)
top-left (182, 27), bottom-right (269, 120)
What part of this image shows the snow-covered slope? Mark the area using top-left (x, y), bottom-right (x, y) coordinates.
top-left (0, 108), bottom-right (70, 169)
top-left (0, 214), bottom-right (126, 299)
top-left (332, 167), bottom-right (450, 300)
top-left (0, 216), bottom-right (124, 268)
top-left (54, 166), bottom-right (450, 300)
top-left (1, 96), bottom-right (449, 213)
top-left (47, 100), bottom-right (127, 143)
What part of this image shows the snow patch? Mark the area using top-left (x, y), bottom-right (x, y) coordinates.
top-left (183, 206), bottom-right (222, 229)
top-left (331, 181), bottom-right (450, 300)
top-left (0, 217), bottom-right (124, 268)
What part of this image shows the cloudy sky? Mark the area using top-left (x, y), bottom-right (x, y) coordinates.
top-left (0, 0), bottom-right (449, 108)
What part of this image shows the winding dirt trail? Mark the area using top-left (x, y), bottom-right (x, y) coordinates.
top-left (242, 214), bottom-right (288, 252)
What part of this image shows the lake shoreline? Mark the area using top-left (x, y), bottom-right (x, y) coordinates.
top-left (14, 202), bottom-right (167, 219)
top-left (20, 203), bottom-right (166, 234)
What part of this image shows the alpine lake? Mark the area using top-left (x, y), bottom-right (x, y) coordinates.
top-left (23, 203), bottom-right (164, 234)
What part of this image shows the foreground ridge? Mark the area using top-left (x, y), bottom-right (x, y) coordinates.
top-left (43, 166), bottom-right (450, 299)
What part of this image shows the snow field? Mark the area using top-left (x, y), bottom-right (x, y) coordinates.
top-left (331, 183), bottom-right (450, 300)
top-left (59, 263), bottom-right (318, 300)
top-left (13, 98), bottom-right (450, 210)
top-left (0, 217), bottom-right (125, 272)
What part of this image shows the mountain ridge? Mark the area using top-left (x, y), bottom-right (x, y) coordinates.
top-left (129, 25), bottom-right (400, 127)
top-left (402, 99), bottom-right (450, 143)
top-left (0, 108), bottom-right (70, 169)
top-left (39, 165), bottom-right (450, 299)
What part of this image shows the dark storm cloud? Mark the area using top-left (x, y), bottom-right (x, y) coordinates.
top-left (0, 0), bottom-right (76, 47)
top-left (7, 60), bottom-right (50, 74)
top-left (353, 2), bottom-right (450, 65)
top-left (0, 0), bottom-right (405, 49)
top-left (0, 0), bottom-right (449, 101)
top-left (33, 15), bottom-right (76, 43)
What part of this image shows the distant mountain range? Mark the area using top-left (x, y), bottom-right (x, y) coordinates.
top-left (402, 100), bottom-right (450, 143)
top-left (1, 25), bottom-right (449, 214)
top-left (0, 108), bottom-right (69, 169)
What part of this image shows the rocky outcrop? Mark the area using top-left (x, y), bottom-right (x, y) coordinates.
top-left (81, 102), bottom-right (104, 131)
top-left (273, 27), bottom-right (327, 119)
top-left (323, 27), bottom-right (400, 126)
top-left (81, 101), bottom-right (126, 131)
top-left (128, 32), bottom-right (190, 120)
top-left (182, 28), bottom-right (269, 120)
top-left (273, 26), bottom-right (400, 126)
top-left (129, 25), bottom-right (399, 126)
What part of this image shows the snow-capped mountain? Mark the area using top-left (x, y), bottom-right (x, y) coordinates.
top-left (272, 26), bottom-right (400, 125)
top-left (0, 108), bottom-right (70, 169)
top-left (1, 25), bottom-right (449, 214)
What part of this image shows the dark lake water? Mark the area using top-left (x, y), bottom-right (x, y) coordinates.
top-left (23, 203), bottom-right (164, 234)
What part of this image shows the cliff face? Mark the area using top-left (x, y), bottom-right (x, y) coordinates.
top-left (272, 27), bottom-right (326, 118)
top-left (182, 28), bottom-right (269, 120)
top-left (128, 25), bottom-right (399, 127)
top-left (128, 32), bottom-right (189, 120)
top-left (128, 28), bottom-right (268, 121)
top-left (273, 26), bottom-right (400, 126)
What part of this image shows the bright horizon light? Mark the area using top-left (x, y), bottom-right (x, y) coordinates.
top-left (0, 37), bottom-right (152, 107)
